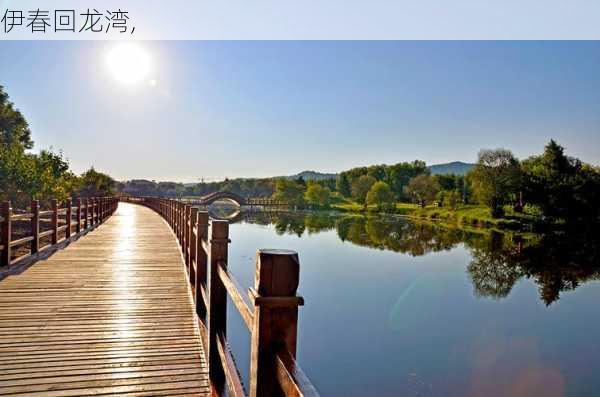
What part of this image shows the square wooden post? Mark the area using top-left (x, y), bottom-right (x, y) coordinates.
top-left (170, 200), bottom-right (174, 228)
top-left (207, 220), bottom-right (230, 394)
top-left (1, 202), bottom-right (11, 267)
top-left (174, 201), bottom-right (178, 237)
top-left (100, 198), bottom-right (104, 222)
top-left (195, 210), bottom-right (209, 320)
top-left (65, 199), bottom-right (72, 239)
top-left (31, 200), bottom-right (39, 254)
top-left (90, 198), bottom-right (94, 225)
top-left (179, 202), bottom-right (184, 245)
top-left (84, 199), bottom-right (89, 229)
top-left (93, 198), bottom-right (98, 225)
top-left (51, 199), bottom-right (58, 244)
top-left (178, 202), bottom-right (183, 244)
top-left (249, 249), bottom-right (303, 397)
top-left (76, 198), bottom-right (82, 233)
top-left (184, 205), bottom-right (191, 266)
top-left (189, 207), bottom-right (198, 285)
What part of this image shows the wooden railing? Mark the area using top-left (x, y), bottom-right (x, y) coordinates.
top-left (246, 197), bottom-right (289, 207)
top-left (0, 197), bottom-right (118, 267)
top-left (122, 196), bottom-right (319, 397)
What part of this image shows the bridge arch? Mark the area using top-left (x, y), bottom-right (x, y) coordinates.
top-left (200, 191), bottom-right (247, 207)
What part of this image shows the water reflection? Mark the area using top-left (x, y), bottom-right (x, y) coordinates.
top-left (233, 211), bottom-right (600, 306)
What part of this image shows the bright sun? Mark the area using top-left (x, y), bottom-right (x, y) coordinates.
top-left (106, 43), bottom-right (151, 85)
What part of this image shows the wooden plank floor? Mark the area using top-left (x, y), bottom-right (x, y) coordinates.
top-left (0, 203), bottom-right (209, 396)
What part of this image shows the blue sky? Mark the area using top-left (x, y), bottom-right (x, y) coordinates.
top-left (0, 41), bottom-right (599, 182)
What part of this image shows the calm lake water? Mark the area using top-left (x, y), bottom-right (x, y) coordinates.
top-left (219, 210), bottom-right (600, 397)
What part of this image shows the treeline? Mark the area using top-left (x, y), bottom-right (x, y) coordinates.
top-left (270, 140), bottom-right (600, 224)
top-left (271, 160), bottom-right (467, 211)
top-left (1, 86), bottom-right (115, 208)
top-left (118, 178), bottom-right (276, 198)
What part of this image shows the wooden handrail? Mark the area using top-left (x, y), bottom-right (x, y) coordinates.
top-left (217, 331), bottom-right (246, 397)
top-left (122, 195), bottom-right (319, 397)
top-left (1, 197), bottom-right (119, 267)
top-left (217, 262), bottom-right (253, 330)
top-left (275, 348), bottom-right (320, 397)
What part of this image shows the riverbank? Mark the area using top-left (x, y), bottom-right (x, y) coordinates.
top-left (332, 200), bottom-right (541, 232)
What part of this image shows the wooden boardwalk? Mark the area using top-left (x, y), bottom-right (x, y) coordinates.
top-left (0, 203), bottom-right (209, 396)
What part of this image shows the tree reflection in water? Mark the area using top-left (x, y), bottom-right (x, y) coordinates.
top-left (234, 211), bottom-right (600, 305)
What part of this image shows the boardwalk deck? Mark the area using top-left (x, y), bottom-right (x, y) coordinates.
top-left (0, 203), bottom-right (209, 396)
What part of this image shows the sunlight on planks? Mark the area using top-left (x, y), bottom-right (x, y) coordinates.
top-left (0, 203), bottom-right (209, 396)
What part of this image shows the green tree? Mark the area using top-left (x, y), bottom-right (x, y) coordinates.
top-left (0, 143), bottom-right (36, 205)
top-left (273, 178), bottom-right (305, 207)
top-left (33, 149), bottom-right (78, 204)
top-left (336, 173), bottom-right (351, 197)
top-left (469, 148), bottom-right (521, 218)
top-left (79, 167), bottom-right (116, 197)
top-left (522, 140), bottom-right (600, 221)
top-left (1, 145), bottom-right (77, 206)
top-left (404, 174), bottom-right (440, 207)
top-left (388, 160), bottom-right (429, 199)
top-left (304, 183), bottom-right (332, 208)
top-left (0, 85), bottom-right (33, 150)
top-left (351, 175), bottom-right (376, 204)
top-left (366, 181), bottom-right (395, 210)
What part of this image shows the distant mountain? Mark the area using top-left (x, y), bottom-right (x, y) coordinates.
top-left (287, 170), bottom-right (338, 181)
top-left (428, 161), bottom-right (474, 175)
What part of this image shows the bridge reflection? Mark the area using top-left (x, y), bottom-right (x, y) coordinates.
top-left (182, 191), bottom-right (288, 208)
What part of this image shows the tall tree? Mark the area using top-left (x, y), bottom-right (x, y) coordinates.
top-left (336, 173), bottom-right (351, 197)
top-left (273, 178), bottom-right (305, 207)
top-left (387, 160), bottom-right (429, 199)
top-left (351, 175), bottom-right (376, 204)
top-left (404, 174), bottom-right (440, 207)
top-left (366, 181), bottom-right (395, 210)
top-left (79, 167), bottom-right (116, 197)
top-left (522, 140), bottom-right (600, 221)
top-left (304, 183), bottom-right (332, 208)
top-left (469, 148), bottom-right (521, 217)
top-left (0, 85), bottom-right (33, 150)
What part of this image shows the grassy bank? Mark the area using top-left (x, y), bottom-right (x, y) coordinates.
top-left (332, 199), bottom-right (540, 232)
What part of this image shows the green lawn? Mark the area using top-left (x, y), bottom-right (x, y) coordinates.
top-left (332, 198), bottom-right (540, 232)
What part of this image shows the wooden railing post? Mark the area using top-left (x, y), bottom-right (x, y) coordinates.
top-left (51, 199), bottom-right (58, 244)
top-left (76, 198), bottom-right (82, 233)
top-left (167, 199), bottom-right (171, 226)
top-left (93, 198), bottom-right (98, 225)
top-left (175, 201), bottom-right (179, 241)
top-left (208, 220), bottom-right (230, 393)
top-left (100, 198), bottom-right (104, 222)
top-left (249, 250), bottom-right (303, 397)
top-left (31, 200), bottom-right (39, 254)
top-left (179, 202), bottom-right (184, 245)
top-left (65, 198), bottom-right (72, 239)
top-left (90, 198), bottom-right (94, 226)
top-left (170, 199), bottom-right (177, 230)
top-left (184, 205), bottom-right (191, 266)
top-left (84, 198), bottom-right (89, 229)
top-left (195, 210), bottom-right (209, 319)
top-left (1, 202), bottom-right (11, 267)
top-left (189, 207), bottom-right (198, 285)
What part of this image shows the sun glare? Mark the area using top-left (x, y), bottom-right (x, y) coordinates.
top-left (106, 42), bottom-right (151, 85)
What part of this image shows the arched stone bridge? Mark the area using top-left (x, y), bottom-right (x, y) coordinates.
top-left (184, 192), bottom-right (288, 208)
top-left (197, 191), bottom-right (247, 206)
